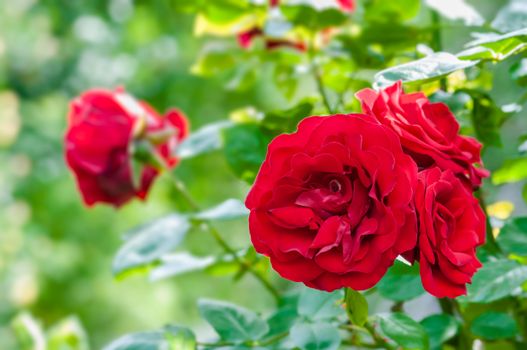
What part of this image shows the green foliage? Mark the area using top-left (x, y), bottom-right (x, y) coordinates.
top-left (198, 299), bottom-right (269, 343)
top-left (344, 289), bottom-right (368, 327)
top-left (377, 261), bottom-right (425, 302)
top-left (470, 312), bottom-right (518, 341)
top-left (378, 313), bottom-right (430, 350)
top-left (289, 322), bottom-right (341, 350)
top-left (297, 289), bottom-right (343, 321)
top-left (420, 314), bottom-right (459, 350)
top-left (497, 217), bottom-right (527, 256)
top-left (103, 326), bottom-right (196, 350)
top-left (465, 259), bottom-right (527, 303)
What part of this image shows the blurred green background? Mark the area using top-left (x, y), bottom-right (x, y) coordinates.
top-left (1, 0), bottom-right (526, 348)
top-left (0, 0), bottom-right (281, 348)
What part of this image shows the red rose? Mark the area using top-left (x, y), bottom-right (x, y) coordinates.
top-left (356, 81), bottom-right (489, 189)
top-left (245, 114), bottom-right (418, 291)
top-left (414, 168), bottom-right (485, 298)
top-left (337, 0), bottom-right (355, 12)
top-left (65, 88), bottom-right (188, 207)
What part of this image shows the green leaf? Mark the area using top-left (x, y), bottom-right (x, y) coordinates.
top-left (223, 124), bottom-right (272, 183)
top-left (344, 289), bottom-right (368, 327)
top-left (462, 28), bottom-right (527, 61)
top-left (289, 322), bottom-right (341, 350)
top-left (47, 316), bottom-right (89, 350)
top-left (378, 313), bottom-right (430, 350)
top-left (374, 52), bottom-right (478, 88)
top-left (364, 0), bottom-right (421, 23)
top-left (377, 261), bottom-right (425, 301)
top-left (420, 314), bottom-right (459, 350)
top-left (280, 3), bottom-right (347, 31)
top-left (191, 50), bottom-right (237, 77)
top-left (492, 0), bottom-right (527, 33)
top-left (510, 58), bottom-right (527, 86)
top-left (176, 121), bottom-right (233, 159)
top-left (11, 313), bottom-right (46, 350)
top-left (461, 90), bottom-right (506, 148)
top-left (465, 259), bottom-right (527, 303)
top-left (425, 0), bottom-right (483, 26)
top-left (113, 215), bottom-right (191, 276)
top-left (198, 299), bottom-right (269, 343)
top-left (191, 199), bottom-right (249, 221)
top-left (470, 312), bottom-right (518, 340)
top-left (497, 217), bottom-right (527, 256)
top-left (149, 253), bottom-right (216, 281)
top-left (103, 326), bottom-right (196, 350)
top-left (265, 306), bottom-right (298, 338)
top-left (262, 101), bottom-right (314, 134)
top-left (493, 157), bottom-right (527, 184)
top-left (297, 289), bottom-right (343, 321)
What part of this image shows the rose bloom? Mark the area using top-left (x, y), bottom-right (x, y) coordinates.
top-left (65, 88), bottom-right (188, 207)
top-left (245, 114), bottom-right (418, 291)
top-left (356, 81), bottom-right (488, 189)
top-left (413, 168), bottom-right (486, 298)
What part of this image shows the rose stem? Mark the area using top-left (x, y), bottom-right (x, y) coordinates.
top-left (308, 35), bottom-right (335, 115)
top-left (169, 175), bottom-right (281, 304)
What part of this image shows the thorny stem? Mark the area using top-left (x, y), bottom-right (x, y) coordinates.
top-left (170, 176), bottom-right (281, 304)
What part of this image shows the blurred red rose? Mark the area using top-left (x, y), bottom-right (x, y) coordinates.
top-left (356, 81), bottom-right (489, 189)
top-left (414, 168), bottom-right (485, 298)
top-left (65, 88), bottom-right (188, 207)
top-left (337, 0), bottom-right (355, 12)
top-left (245, 114), bottom-right (418, 291)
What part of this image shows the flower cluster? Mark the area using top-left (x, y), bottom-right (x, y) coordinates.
top-left (246, 81), bottom-right (487, 298)
top-left (65, 88), bottom-right (188, 207)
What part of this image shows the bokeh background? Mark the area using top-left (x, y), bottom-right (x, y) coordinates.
top-left (0, 0), bottom-right (525, 348)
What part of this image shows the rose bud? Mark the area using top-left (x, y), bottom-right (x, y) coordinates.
top-left (245, 114), bottom-right (418, 291)
top-left (414, 168), bottom-right (486, 298)
top-left (357, 81), bottom-right (489, 189)
top-left (65, 88), bottom-right (188, 207)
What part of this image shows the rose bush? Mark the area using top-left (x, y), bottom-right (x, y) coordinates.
top-left (245, 114), bottom-right (418, 291)
top-left (65, 88), bottom-right (188, 207)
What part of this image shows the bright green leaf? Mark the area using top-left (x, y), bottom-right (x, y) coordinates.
top-left (289, 322), bottom-right (341, 350)
top-left (344, 289), bottom-right (368, 327)
top-left (198, 299), bottom-right (269, 343)
top-left (470, 312), bottom-right (518, 340)
top-left (113, 215), bottom-right (191, 276)
top-left (364, 0), bottom-right (421, 23)
top-left (465, 259), bottom-right (527, 303)
top-left (280, 3), bottom-right (347, 31)
top-left (421, 314), bottom-right (459, 350)
top-left (377, 261), bottom-right (425, 302)
top-left (378, 313), bottom-right (430, 350)
top-left (297, 289), bottom-right (343, 321)
top-left (374, 52), bottom-right (478, 88)
top-left (493, 158), bottom-right (527, 184)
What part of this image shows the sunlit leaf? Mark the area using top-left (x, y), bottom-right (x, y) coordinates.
top-left (149, 253), bottom-right (216, 281)
top-left (492, 157), bottom-right (527, 184)
top-left (374, 52), bottom-right (478, 88)
top-left (103, 326), bottom-right (196, 350)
